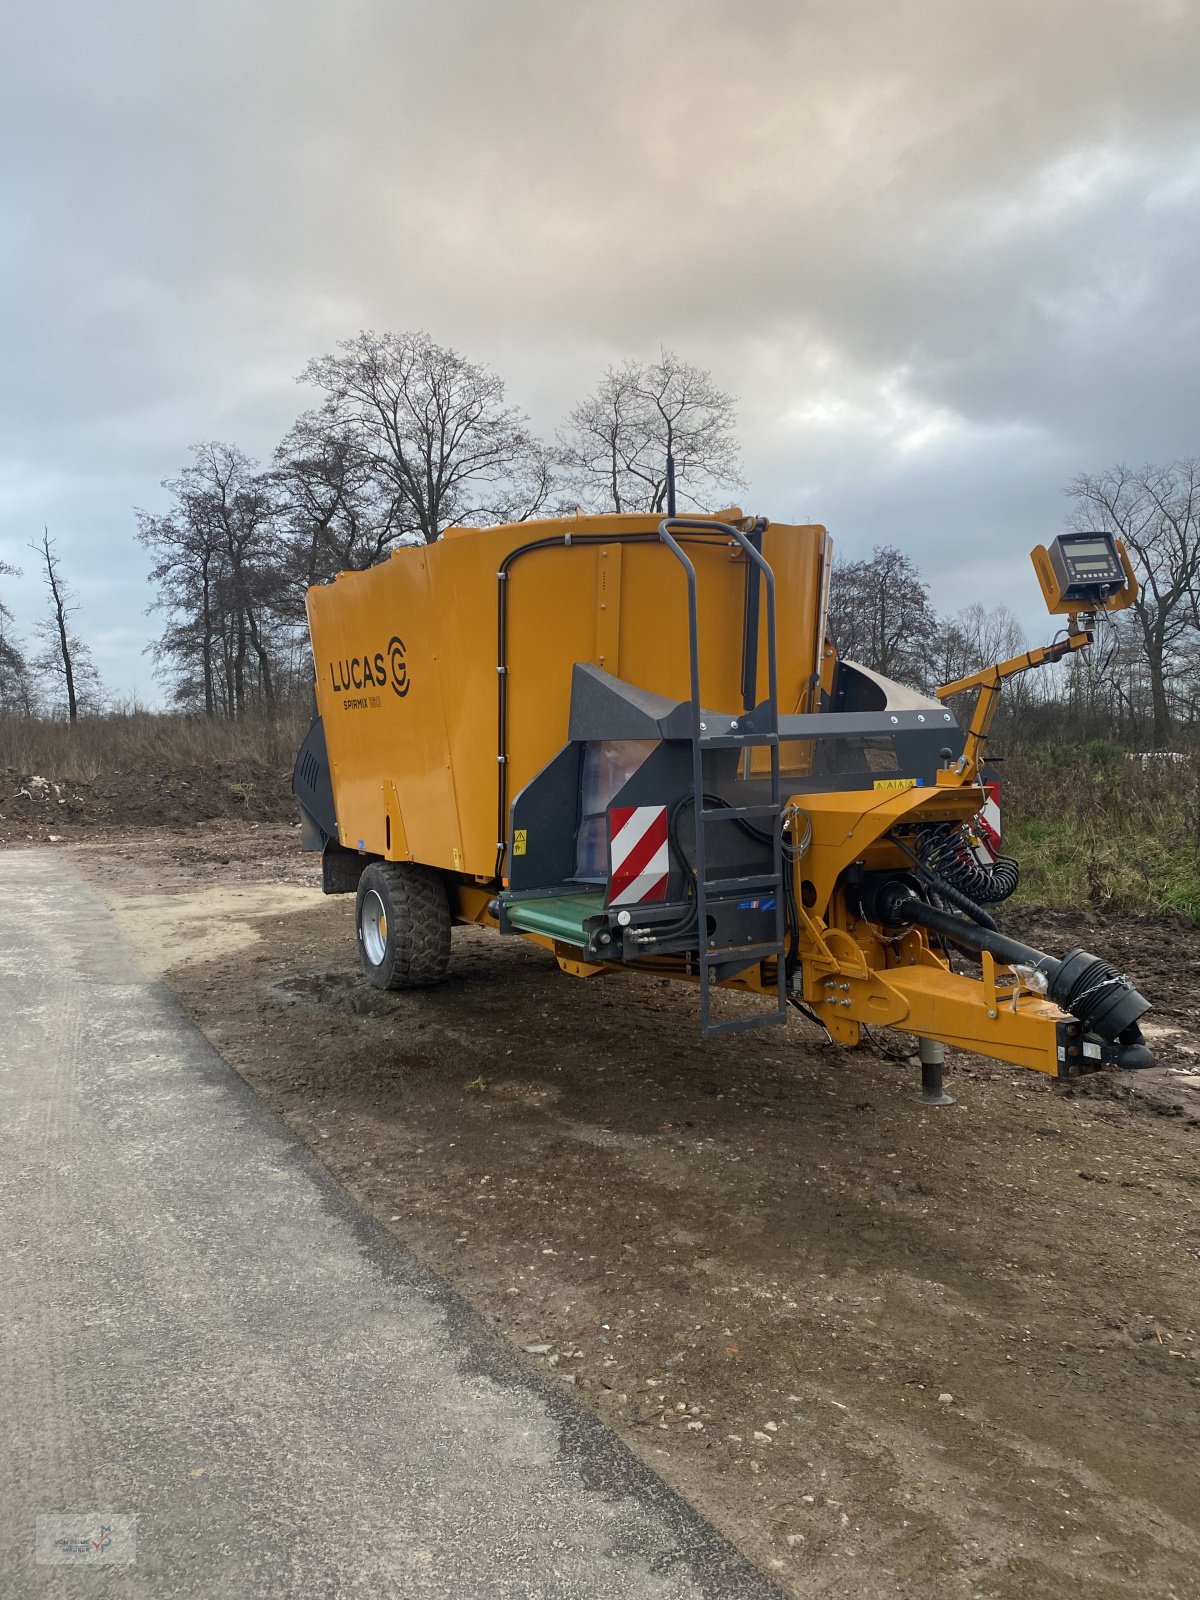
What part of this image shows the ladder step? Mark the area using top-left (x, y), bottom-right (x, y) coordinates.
top-left (702, 941), bottom-right (786, 964)
top-left (701, 1007), bottom-right (788, 1039)
top-left (704, 875), bottom-right (782, 895)
top-left (700, 804), bottom-right (780, 822)
top-left (699, 732), bottom-right (779, 749)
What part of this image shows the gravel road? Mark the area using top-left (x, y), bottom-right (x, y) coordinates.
top-left (0, 849), bottom-right (780, 1599)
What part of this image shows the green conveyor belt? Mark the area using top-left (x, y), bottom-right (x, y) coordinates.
top-left (505, 892), bottom-right (606, 945)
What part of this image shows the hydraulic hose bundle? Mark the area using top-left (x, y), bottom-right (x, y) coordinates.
top-left (915, 820), bottom-right (1019, 906)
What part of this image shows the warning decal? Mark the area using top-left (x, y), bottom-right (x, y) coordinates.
top-left (607, 805), bottom-right (669, 907)
top-left (972, 782), bottom-right (1002, 861)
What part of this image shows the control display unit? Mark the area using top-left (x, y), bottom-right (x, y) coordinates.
top-left (1045, 531), bottom-right (1126, 603)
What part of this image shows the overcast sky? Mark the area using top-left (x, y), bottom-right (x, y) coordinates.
top-left (2, 0), bottom-right (1198, 702)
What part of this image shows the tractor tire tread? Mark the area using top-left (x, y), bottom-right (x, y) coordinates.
top-left (356, 862), bottom-right (451, 990)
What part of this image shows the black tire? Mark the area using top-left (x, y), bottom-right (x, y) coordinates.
top-left (355, 862), bottom-right (451, 990)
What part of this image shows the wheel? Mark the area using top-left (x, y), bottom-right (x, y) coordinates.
top-left (354, 862), bottom-right (451, 990)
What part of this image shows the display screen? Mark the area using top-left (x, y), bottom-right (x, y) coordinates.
top-left (1065, 537), bottom-right (1114, 558)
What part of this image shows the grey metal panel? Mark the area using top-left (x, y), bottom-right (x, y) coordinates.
top-left (602, 742), bottom-right (770, 905)
top-left (777, 708), bottom-right (958, 737)
top-left (507, 743), bottom-right (584, 893)
top-left (292, 715), bottom-right (337, 844)
top-left (566, 663), bottom-right (680, 741)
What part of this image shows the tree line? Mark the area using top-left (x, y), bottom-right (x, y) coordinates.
top-left (133, 337), bottom-right (745, 717)
top-left (833, 460), bottom-right (1200, 750)
top-left (0, 325), bottom-right (1197, 751)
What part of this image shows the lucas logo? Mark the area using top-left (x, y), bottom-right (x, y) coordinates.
top-left (328, 636), bottom-right (409, 699)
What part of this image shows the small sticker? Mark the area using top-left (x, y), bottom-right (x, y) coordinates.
top-left (873, 778), bottom-right (918, 791)
top-left (513, 829), bottom-right (527, 856)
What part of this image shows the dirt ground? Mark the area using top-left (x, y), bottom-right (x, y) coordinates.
top-left (64, 822), bottom-right (1200, 1599)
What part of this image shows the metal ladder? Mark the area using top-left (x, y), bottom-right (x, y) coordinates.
top-left (657, 517), bottom-right (789, 1038)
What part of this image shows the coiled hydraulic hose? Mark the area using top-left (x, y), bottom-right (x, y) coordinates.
top-left (916, 820), bottom-right (1020, 906)
top-left (891, 832), bottom-right (999, 932)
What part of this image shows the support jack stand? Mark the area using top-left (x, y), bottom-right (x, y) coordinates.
top-left (917, 1037), bottom-right (955, 1107)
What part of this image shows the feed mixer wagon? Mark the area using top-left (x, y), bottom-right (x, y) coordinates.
top-left (293, 510), bottom-right (1154, 1091)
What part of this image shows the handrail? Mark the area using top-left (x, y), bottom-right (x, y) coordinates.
top-left (656, 516), bottom-right (787, 1036)
top-left (656, 518), bottom-right (780, 733)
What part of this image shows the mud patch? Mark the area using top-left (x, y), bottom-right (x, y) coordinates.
top-left (264, 969), bottom-right (405, 1018)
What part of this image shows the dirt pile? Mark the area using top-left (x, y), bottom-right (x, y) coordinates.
top-left (0, 761), bottom-right (296, 842)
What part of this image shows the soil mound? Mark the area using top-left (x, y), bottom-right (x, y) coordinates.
top-left (0, 760), bottom-right (296, 841)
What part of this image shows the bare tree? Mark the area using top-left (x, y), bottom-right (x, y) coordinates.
top-left (0, 558), bottom-right (34, 714)
top-left (299, 331), bottom-right (551, 543)
top-left (31, 530), bottom-right (102, 720)
top-left (273, 414), bottom-right (409, 614)
top-left (559, 349), bottom-right (745, 513)
top-left (1067, 460), bottom-right (1200, 746)
top-left (137, 444), bottom-right (289, 715)
top-left (931, 603), bottom-right (1032, 740)
top-left (826, 545), bottom-right (941, 692)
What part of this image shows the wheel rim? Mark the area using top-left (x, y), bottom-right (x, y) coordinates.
top-left (360, 889), bottom-right (389, 966)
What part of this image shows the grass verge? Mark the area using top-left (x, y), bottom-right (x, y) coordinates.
top-left (1003, 746), bottom-right (1200, 924)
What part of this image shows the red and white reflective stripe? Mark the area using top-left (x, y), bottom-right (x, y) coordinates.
top-left (976, 782), bottom-right (1002, 855)
top-left (607, 805), bottom-right (669, 906)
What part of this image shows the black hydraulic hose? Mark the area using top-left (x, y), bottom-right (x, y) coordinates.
top-left (923, 874), bottom-right (998, 932)
top-left (893, 894), bottom-right (1056, 975)
top-left (891, 833), bottom-right (998, 931)
top-left (494, 531), bottom-right (661, 880)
